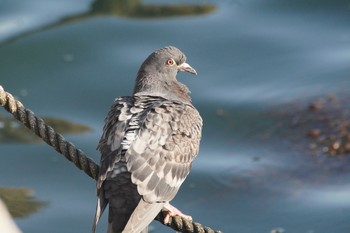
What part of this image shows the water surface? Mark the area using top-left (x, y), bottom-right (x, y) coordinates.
top-left (1, 0), bottom-right (350, 232)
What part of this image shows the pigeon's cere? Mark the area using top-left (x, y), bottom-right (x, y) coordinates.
top-left (92, 46), bottom-right (202, 233)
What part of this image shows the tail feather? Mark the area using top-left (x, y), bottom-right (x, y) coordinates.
top-left (122, 199), bottom-right (164, 233)
top-left (93, 175), bottom-right (162, 233)
top-left (92, 191), bottom-right (108, 233)
top-left (107, 223), bottom-right (148, 233)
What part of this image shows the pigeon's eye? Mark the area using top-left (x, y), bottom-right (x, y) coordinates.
top-left (166, 58), bottom-right (176, 66)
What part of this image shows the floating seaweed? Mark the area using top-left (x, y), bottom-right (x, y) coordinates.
top-left (267, 93), bottom-right (350, 157)
top-left (0, 115), bottom-right (90, 143)
top-left (0, 187), bottom-right (46, 218)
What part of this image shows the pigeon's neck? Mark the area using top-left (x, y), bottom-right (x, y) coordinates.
top-left (133, 74), bottom-right (192, 103)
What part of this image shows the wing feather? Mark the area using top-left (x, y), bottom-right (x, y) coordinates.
top-left (126, 99), bottom-right (202, 203)
top-left (96, 97), bottom-right (134, 189)
top-left (93, 97), bottom-right (135, 232)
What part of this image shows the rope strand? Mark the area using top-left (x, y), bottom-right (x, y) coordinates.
top-left (0, 85), bottom-right (222, 233)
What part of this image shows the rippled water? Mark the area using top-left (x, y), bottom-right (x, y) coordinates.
top-left (1, 0), bottom-right (350, 232)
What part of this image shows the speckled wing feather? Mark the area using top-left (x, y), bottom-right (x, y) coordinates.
top-left (126, 97), bottom-right (202, 202)
top-left (97, 97), bottom-right (135, 187)
top-left (93, 96), bottom-right (135, 233)
top-left (121, 96), bottom-right (202, 232)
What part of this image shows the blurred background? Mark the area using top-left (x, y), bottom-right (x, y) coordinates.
top-left (1, 0), bottom-right (350, 232)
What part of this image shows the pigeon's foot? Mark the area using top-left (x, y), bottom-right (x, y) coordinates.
top-left (163, 203), bottom-right (192, 224)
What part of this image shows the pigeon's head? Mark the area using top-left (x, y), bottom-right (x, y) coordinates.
top-left (133, 46), bottom-right (197, 100)
top-left (139, 46), bottom-right (197, 77)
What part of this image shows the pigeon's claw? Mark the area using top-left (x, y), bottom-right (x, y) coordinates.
top-left (163, 203), bottom-right (193, 224)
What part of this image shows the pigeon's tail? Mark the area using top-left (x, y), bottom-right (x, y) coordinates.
top-left (94, 176), bottom-right (164, 233)
top-left (121, 199), bottom-right (165, 233)
top-left (104, 173), bottom-right (146, 233)
top-left (107, 223), bottom-right (148, 233)
top-left (92, 191), bottom-right (108, 233)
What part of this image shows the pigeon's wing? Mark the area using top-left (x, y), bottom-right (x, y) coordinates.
top-left (92, 97), bottom-right (134, 233)
top-left (122, 100), bottom-right (202, 231)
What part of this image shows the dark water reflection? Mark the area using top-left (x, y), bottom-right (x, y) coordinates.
top-left (0, 0), bottom-right (215, 45)
top-left (1, 0), bottom-right (350, 232)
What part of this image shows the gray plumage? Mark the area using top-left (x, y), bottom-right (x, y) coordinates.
top-left (92, 46), bottom-right (202, 233)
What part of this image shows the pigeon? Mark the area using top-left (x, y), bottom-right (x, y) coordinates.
top-left (92, 46), bottom-right (202, 233)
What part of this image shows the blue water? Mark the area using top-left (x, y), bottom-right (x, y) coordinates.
top-left (1, 0), bottom-right (350, 232)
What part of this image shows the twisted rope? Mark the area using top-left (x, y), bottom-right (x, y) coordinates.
top-left (0, 85), bottom-right (222, 233)
top-left (0, 85), bottom-right (99, 180)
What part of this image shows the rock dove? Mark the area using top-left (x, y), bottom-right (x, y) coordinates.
top-left (92, 46), bottom-right (202, 233)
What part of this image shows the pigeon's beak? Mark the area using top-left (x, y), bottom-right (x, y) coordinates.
top-left (177, 62), bottom-right (197, 75)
